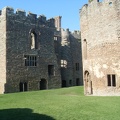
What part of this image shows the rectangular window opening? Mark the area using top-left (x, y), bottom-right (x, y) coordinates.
top-left (107, 74), bottom-right (116, 87)
top-left (54, 36), bottom-right (58, 40)
top-left (107, 75), bottom-right (111, 86)
top-left (112, 75), bottom-right (116, 87)
top-left (48, 65), bottom-right (54, 76)
top-left (75, 63), bottom-right (79, 71)
top-left (24, 55), bottom-right (37, 67)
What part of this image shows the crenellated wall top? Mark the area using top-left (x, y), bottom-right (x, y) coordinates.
top-left (80, 0), bottom-right (116, 17)
top-left (0, 6), bottom-right (57, 27)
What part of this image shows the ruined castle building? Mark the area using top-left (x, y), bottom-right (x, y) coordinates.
top-left (61, 29), bottom-right (73, 87)
top-left (0, 7), bottom-right (61, 94)
top-left (54, 16), bottom-right (83, 88)
top-left (80, 0), bottom-right (120, 95)
top-left (61, 29), bottom-right (83, 87)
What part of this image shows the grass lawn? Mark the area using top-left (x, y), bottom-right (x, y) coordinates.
top-left (0, 86), bottom-right (120, 120)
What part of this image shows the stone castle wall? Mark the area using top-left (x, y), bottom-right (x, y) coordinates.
top-left (0, 6), bottom-right (83, 94)
top-left (80, 0), bottom-right (120, 95)
top-left (1, 7), bottom-right (61, 93)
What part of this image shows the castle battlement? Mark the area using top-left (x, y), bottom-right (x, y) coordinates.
top-left (16, 9), bottom-right (26, 17)
top-left (27, 11), bottom-right (37, 20)
top-left (0, 6), bottom-right (56, 27)
top-left (80, 0), bottom-right (116, 16)
top-left (80, 0), bottom-right (119, 44)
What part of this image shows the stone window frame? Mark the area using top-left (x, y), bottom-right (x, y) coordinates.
top-left (107, 74), bottom-right (116, 87)
top-left (24, 55), bottom-right (37, 67)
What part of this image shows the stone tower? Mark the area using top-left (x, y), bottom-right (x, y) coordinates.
top-left (80, 0), bottom-right (120, 95)
top-left (54, 16), bottom-right (62, 31)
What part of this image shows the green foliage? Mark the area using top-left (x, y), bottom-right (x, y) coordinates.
top-left (89, 0), bottom-right (93, 2)
top-left (0, 86), bottom-right (120, 120)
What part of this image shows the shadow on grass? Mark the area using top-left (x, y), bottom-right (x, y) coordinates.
top-left (0, 108), bottom-right (55, 120)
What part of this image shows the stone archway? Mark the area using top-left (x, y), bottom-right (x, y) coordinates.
top-left (84, 71), bottom-right (93, 95)
top-left (40, 79), bottom-right (47, 90)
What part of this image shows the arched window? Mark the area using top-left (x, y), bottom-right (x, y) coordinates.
top-left (29, 29), bottom-right (37, 49)
top-left (84, 71), bottom-right (93, 95)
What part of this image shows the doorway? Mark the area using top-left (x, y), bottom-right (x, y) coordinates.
top-left (40, 79), bottom-right (47, 90)
top-left (19, 82), bottom-right (28, 92)
top-left (84, 71), bottom-right (93, 95)
top-left (62, 80), bottom-right (66, 87)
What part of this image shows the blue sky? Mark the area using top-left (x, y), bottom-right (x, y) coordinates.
top-left (0, 0), bottom-right (88, 31)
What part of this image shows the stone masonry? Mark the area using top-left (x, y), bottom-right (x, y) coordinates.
top-left (80, 0), bottom-right (120, 96)
top-left (0, 7), bottom-right (61, 93)
top-left (0, 7), bottom-right (83, 94)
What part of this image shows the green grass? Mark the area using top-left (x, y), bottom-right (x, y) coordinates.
top-left (0, 86), bottom-right (120, 120)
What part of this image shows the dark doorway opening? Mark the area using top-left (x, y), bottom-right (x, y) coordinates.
top-left (62, 80), bottom-right (66, 87)
top-left (40, 79), bottom-right (47, 90)
top-left (19, 82), bottom-right (23, 92)
top-left (76, 78), bottom-right (80, 86)
top-left (19, 82), bottom-right (28, 92)
top-left (24, 82), bottom-right (27, 91)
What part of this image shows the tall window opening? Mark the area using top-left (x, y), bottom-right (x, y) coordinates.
top-left (107, 74), bottom-right (116, 87)
top-left (30, 30), bottom-right (37, 49)
top-left (83, 39), bottom-right (87, 59)
top-left (75, 63), bottom-right (79, 71)
top-left (48, 65), bottom-right (54, 76)
top-left (54, 36), bottom-right (58, 41)
top-left (24, 55), bottom-right (37, 66)
top-left (61, 60), bottom-right (67, 68)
